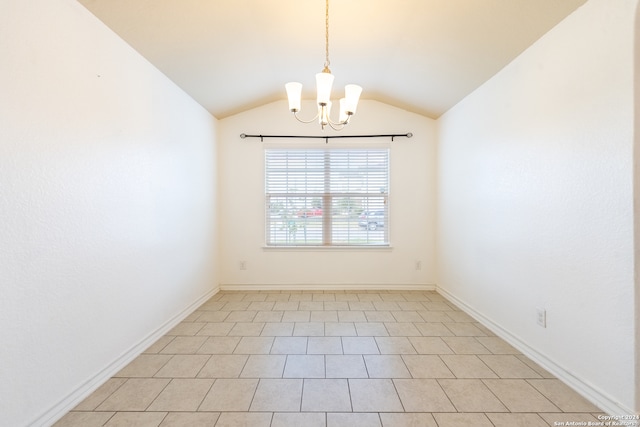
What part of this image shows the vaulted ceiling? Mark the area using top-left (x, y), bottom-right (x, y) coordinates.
top-left (77, 0), bottom-right (587, 119)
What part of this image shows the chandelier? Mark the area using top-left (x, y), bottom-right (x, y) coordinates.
top-left (285, 0), bottom-right (362, 131)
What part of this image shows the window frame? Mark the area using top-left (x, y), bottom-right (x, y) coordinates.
top-left (264, 146), bottom-right (390, 248)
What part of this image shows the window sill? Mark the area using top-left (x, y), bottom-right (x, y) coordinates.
top-left (263, 245), bottom-right (393, 251)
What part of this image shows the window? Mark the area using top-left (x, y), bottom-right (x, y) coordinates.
top-left (265, 148), bottom-right (389, 247)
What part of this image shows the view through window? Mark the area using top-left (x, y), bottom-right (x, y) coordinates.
top-left (265, 148), bottom-right (389, 246)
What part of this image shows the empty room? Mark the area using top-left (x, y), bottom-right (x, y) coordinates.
top-left (1, 0), bottom-right (638, 426)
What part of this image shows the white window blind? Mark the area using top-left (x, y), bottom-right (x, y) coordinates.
top-left (265, 148), bottom-right (389, 246)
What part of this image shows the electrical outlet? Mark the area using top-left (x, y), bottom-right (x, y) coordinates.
top-left (239, 261), bottom-right (247, 270)
top-left (536, 308), bottom-right (547, 328)
top-left (415, 260), bottom-right (422, 271)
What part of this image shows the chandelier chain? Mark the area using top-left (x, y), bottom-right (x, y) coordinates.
top-left (284, 0), bottom-right (361, 130)
top-left (324, 0), bottom-right (330, 71)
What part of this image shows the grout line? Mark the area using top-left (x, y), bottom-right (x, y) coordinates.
top-left (479, 378), bottom-right (513, 415)
top-left (323, 355), bottom-right (327, 379)
top-left (300, 379), bottom-right (306, 412)
top-left (390, 378), bottom-right (407, 413)
top-left (524, 378), bottom-right (563, 412)
top-left (195, 378), bottom-right (216, 412)
top-left (346, 378), bottom-right (354, 412)
top-left (246, 377), bottom-right (261, 412)
top-left (363, 353), bottom-right (372, 378)
top-left (88, 377), bottom-right (129, 412)
top-left (192, 354), bottom-right (213, 379)
top-left (435, 378), bottom-right (460, 412)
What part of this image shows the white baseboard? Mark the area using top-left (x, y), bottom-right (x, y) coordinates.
top-left (219, 283), bottom-right (436, 291)
top-left (437, 286), bottom-right (635, 416)
top-left (33, 286), bottom-right (220, 427)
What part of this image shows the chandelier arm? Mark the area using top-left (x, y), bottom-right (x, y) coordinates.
top-left (325, 113), bottom-right (352, 127)
top-left (339, 114), bottom-right (352, 125)
top-left (292, 110), bottom-right (320, 124)
top-left (325, 120), bottom-right (347, 131)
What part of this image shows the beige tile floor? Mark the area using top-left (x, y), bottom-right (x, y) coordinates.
top-left (55, 290), bottom-right (604, 427)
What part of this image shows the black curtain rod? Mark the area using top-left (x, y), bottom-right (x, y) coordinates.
top-left (240, 133), bottom-right (413, 143)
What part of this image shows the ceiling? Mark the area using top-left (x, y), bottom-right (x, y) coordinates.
top-left (77, 0), bottom-right (587, 119)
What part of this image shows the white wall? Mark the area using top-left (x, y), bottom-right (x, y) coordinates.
top-left (0, 1), bottom-right (219, 425)
top-left (218, 100), bottom-right (436, 289)
top-left (437, 0), bottom-right (636, 414)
